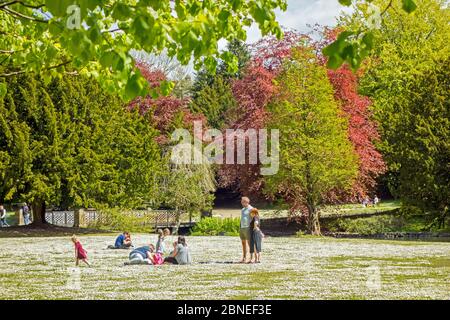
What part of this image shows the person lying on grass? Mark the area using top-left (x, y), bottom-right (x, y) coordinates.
top-left (124, 244), bottom-right (155, 266)
top-left (164, 236), bottom-right (191, 265)
top-left (108, 231), bottom-right (133, 249)
top-left (71, 235), bottom-right (91, 267)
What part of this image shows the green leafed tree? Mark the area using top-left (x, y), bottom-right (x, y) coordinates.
top-left (386, 57), bottom-right (449, 227)
top-left (191, 39), bottom-right (251, 98)
top-left (0, 73), bottom-right (163, 224)
top-left (190, 76), bottom-right (238, 130)
top-left (342, 0), bottom-right (450, 224)
top-left (324, 0), bottom-right (419, 70)
top-left (264, 47), bottom-right (358, 235)
top-left (159, 143), bottom-right (216, 232)
top-left (0, 0), bottom-right (286, 100)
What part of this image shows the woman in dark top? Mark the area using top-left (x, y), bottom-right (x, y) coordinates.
top-left (249, 208), bottom-right (264, 263)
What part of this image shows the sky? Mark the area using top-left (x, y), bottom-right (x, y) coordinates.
top-left (246, 0), bottom-right (353, 44)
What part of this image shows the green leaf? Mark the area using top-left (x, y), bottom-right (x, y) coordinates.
top-left (45, 0), bottom-right (73, 17)
top-left (160, 80), bottom-right (175, 96)
top-left (0, 82), bottom-right (7, 98)
top-left (402, 0), bottom-right (417, 13)
top-left (112, 3), bottom-right (132, 20)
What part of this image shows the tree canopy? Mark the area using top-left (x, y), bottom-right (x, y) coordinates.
top-left (343, 0), bottom-right (449, 222)
top-left (264, 47), bottom-right (358, 234)
top-left (0, 0), bottom-right (420, 101)
top-left (0, 0), bottom-right (286, 101)
top-left (0, 73), bottom-right (163, 222)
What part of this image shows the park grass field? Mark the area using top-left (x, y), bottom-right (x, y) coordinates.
top-left (0, 234), bottom-right (448, 300)
top-left (212, 200), bottom-right (401, 219)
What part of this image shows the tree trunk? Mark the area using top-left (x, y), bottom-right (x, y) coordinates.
top-left (307, 203), bottom-right (321, 236)
top-left (73, 208), bottom-right (83, 228)
top-left (31, 199), bottom-right (47, 225)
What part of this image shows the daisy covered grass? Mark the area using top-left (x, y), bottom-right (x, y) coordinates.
top-left (0, 235), bottom-right (448, 300)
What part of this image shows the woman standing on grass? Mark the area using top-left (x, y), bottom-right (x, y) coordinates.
top-left (71, 235), bottom-right (91, 267)
top-left (164, 236), bottom-right (191, 265)
top-left (249, 208), bottom-right (264, 264)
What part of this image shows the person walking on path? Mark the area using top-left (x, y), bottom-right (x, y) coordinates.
top-left (22, 203), bottom-right (31, 225)
top-left (0, 205), bottom-right (9, 227)
top-left (239, 197), bottom-right (253, 263)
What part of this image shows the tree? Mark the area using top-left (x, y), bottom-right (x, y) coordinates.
top-left (389, 58), bottom-right (449, 226)
top-left (264, 48), bottom-right (358, 235)
top-left (0, 0), bottom-right (287, 100)
top-left (326, 65), bottom-right (386, 202)
top-left (190, 76), bottom-right (238, 130)
top-left (324, 0), bottom-right (418, 70)
top-left (128, 63), bottom-right (216, 220)
top-left (0, 73), bottom-right (163, 224)
top-left (342, 0), bottom-right (450, 219)
top-left (217, 64), bottom-right (276, 198)
top-left (160, 145), bottom-right (216, 233)
top-left (191, 39), bottom-right (251, 98)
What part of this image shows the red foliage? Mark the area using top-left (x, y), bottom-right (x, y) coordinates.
top-left (129, 64), bottom-right (205, 144)
top-left (251, 30), bottom-right (308, 73)
top-left (326, 65), bottom-right (386, 202)
top-left (219, 28), bottom-right (386, 204)
top-left (135, 61), bottom-right (167, 88)
top-left (217, 65), bottom-right (276, 198)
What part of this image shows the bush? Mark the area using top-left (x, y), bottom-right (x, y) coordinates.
top-left (190, 217), bottom-right (240, 236)
top-left (326, 215), bottom-right (406, 235)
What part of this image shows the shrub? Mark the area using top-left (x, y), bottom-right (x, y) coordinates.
top-left (190, 217), bottom-right (240, 236)
top-left (326, 215), bottom-right (406, 235)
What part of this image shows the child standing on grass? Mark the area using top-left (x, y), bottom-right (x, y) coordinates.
top-left (71, 235), bottom-right (91, 267)
top-left (249, 208), bottom-right (264, 264)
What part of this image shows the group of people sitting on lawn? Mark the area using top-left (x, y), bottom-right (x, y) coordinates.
top-left (71, 228), bottom-right (192, 267)
top-left (119, 229), bottom-right (191, 266)
top-left (71, 196), bottom-right (264, 267)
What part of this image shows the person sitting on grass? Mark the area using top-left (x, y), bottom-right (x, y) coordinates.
top-left (248, 208), bottom-right (264, 264)
top-left (107, 231), bottom-right (133, 249)
top-left (124, 244), bottom-right (155, 266)
top-left (71, 235), bottom-right (91, 267)
top-left (164, 236), bottom-right (191, 265)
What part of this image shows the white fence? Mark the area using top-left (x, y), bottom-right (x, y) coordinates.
top-left (44, 209), bottom-right (192, 228)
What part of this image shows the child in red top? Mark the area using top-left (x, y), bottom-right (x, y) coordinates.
top-left (71, 235), bottom-right (91, 267)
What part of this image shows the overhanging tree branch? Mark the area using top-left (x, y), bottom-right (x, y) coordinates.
top-left (1, 6), bottom-right (48, 23)
top-left (0, 60), bottom-right (72, 77)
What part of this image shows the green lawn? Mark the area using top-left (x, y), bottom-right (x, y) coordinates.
top-left (213, 200), bottom-right (401, 219)
top-left (0, 234), bottom-right (448, 300)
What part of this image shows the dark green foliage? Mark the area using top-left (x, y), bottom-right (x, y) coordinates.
top-left (381, 58), bottom-right (450, 223)
top-left (0, 74), bottom-right (163, 218)
top-left (190, 76), bottom-right (238, 129)
top-left (191, 39), bottom-right (250, 98)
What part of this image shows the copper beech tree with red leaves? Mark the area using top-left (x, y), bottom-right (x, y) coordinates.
top-left (129, 61), bottom-right (206, 144)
